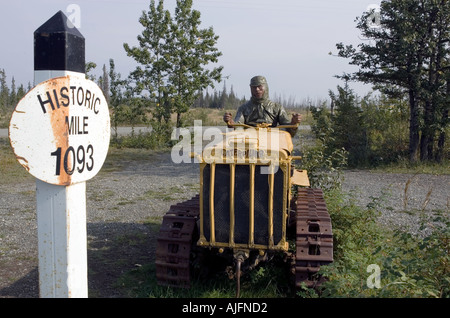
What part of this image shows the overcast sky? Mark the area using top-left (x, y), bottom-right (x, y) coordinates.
top-left (1, 0), bottom-right (381, 104)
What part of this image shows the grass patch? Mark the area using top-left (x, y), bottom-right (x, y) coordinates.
top-left (100, 147), bottom-right (168, 174)
top-left (142, 185), bottom-right (196, 201)
top-left (313, 188), bottom-right (449, 298)
top-left (0, 138), bottom-right (33, 185)
top-left (369, 158), bottom-right (450, 175)
top-left (112, 184), bottom-right (449, 298)
top-left (116, 255), bottom-right (294, 298)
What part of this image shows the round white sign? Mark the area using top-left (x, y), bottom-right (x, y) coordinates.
top-left (9, 75), bottom-right (110, 185)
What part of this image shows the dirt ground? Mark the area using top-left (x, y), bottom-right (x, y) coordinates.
top-left (0, 150), bottom-right (448, 298)
top-left (0, 151), bottom-right (199, 298)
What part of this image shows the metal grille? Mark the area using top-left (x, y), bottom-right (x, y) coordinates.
top-left (201, 164), bottom-right (285, 248)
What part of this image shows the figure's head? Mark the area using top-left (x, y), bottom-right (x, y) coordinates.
top-left (250, 75), bottom-right (269, 101)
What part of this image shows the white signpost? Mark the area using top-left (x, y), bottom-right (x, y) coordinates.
top-left (8, 11), bottom-right (110, 298)
top-left (9, 75), bottom-right (110, 186)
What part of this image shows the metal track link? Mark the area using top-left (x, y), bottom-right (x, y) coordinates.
top-left (294, 188), bottom-right (333, 288)
top-left (155, 195), bottom-right (200, 288)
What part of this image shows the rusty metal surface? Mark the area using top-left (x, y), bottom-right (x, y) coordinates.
top-left (155, 195), bottom-right (199, 288)
top-left (293, 188), bottom-right (333, 288)
top-left (9, 75), bottom-right (110, 186)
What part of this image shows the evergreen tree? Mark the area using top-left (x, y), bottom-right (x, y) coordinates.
top-left (16, 84), bottom-right (26, 102)
top-left (9, 77), bottom-right (16, 108)
top-left (336, 0), bottom-right (450, 162)
top-left (99, 64), bottom-right (110, 104)
top-left (108, 58), bottom-right (127, 139)
top-left (218, 81), bottom-right (227, 109)
top-left (328, 83), bottom-right (368, 166)
top-left (167, 0), bottom-right (223, 126)
top-left (124, 0), bottom-right (172, 123)
top-left (85, 62), bottom-right (97, 81)
top-left (0, 69), bottom-right (9, 111)
top-left (124, 0), bottom-right (223, 127)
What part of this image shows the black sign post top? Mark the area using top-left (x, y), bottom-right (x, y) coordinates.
top-left (34, 10), bottom-right (85, 73)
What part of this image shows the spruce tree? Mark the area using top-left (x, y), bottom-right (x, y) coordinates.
top-left (336, 0), bottom-right (449, 162)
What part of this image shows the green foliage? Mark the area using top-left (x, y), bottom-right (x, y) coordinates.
top-left (304, 187), bottom-right (450, 298)
top-left (377, 211), bottom-right (449, 298)
top-left (336, 0), bottom-right (450, 162)
top-left (328, 83), bottom-right (368, 166)
top-left (108, 59), bottom-right (128, 139)
top-left (193, 82), bottom-right (246, 110)
top-left (124, 0), bottom-right (223, 127)
top-left (316, 189), bottom-right (387, 297)
top-left (111, 120), bottom-right (174, 150)
top-left (297, 142), bottom-right (449, 298)
top-left (360, 94), bottom-right (410, 164)
top-left (299, 140), bottom-right (348, 191)
top-left (310, 87), bottom-right (412, 167)
top-left (0, 68), bottom-right (29, 128)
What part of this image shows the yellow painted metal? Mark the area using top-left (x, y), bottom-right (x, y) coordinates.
top-left (229, 163), bottom-right (236, 247)
top-left (196, 126), bottom-right (309, 252)
top-left (202, 128), bottom-right (294, 164)
top-left (249, 163), bottom-right (255, 247)
top-left (198, 163), bottom-right (206, 245)
top-left (268, 171), bottom-right (274, 248)
top-left (280, 163), bottom-right (289, 251)
top-left (292, 169), bottom-right (310, 187)
top-left (209, 163), bottom-right (216, 245)
top-left (198, 162), bottom-right (291, 252)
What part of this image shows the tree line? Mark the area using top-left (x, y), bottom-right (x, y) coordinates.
top-left (311, 83), bottom-right (411, 167)
top-left (336, 0), bottom-right (449, 163)
top-left (95, 0), bottom-right (449, 163)
top-left (2, 0), bottom-right (447, 164)
top-left (0, 69), bottom-right (31, 113)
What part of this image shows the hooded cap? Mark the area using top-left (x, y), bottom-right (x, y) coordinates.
top-left (249, 75), bottom-right (269, 102)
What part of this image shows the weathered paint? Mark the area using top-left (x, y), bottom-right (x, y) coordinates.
top-left (48, 76), bottom-right (71, 185)
top-left (36, 179), bottom-right (88, 298)
top-left (9, 75), bottom-right (110, 185)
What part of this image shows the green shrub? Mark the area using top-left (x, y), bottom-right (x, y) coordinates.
top-left (310, 88), bottom-right (411, 167)
top-left (111, 121), bottom-right (174, 150)
top-left (306, 189), bottom-right (449, 298)
top-left (376, 210), bottom-right (449, 298)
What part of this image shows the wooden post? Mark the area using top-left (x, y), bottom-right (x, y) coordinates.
top-left (34, 11), bottom-right (87, 298)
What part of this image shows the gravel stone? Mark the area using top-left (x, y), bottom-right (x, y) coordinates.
top-left (0, 151), bottom-right (448, 297)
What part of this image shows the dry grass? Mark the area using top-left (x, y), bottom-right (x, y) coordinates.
top-left (0, 138), bottom-right (33, 185)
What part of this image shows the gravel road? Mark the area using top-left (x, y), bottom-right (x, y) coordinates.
top-left (0, 150), bottom-right (448, 298)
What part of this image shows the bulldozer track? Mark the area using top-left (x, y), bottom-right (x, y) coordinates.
top-left (156, 188), bottom-right (333, 290)
top-left (293, 188), bottom-right (333, 288)
top-left (155, 195), bottom-right (200, 288)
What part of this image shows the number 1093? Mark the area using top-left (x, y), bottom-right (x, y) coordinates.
top-left (51, 145), bottom-right (94, 176)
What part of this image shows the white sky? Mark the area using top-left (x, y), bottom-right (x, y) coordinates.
top-left (1, 0), bottom-right (381, 104)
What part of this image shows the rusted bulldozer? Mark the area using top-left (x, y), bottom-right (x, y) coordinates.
top-left (155, 122), bottom-right (333, 296)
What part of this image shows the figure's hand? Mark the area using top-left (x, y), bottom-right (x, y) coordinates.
top-left (291, 113), bottom-right (302, 125)
top-left (223, 112), bottom-right (234, 126)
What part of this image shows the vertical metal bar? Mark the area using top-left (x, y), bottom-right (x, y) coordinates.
top-left (209, 163), bottom-right (216, 245)
top-left (249, 163), bottom-right (255, 247)
top-left (229, 164), bottom-right (236, 246)
top-left (268, 170), bottom-right (274, 248)
top-left (281, 163), bottom-right (288, 244)
top-left (199, 163), bottom-right (205, 241)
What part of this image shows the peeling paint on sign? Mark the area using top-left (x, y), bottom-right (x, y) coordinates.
top-left (9, 75), bottom-right (110, 185)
